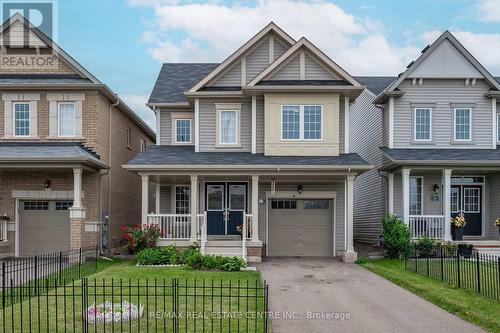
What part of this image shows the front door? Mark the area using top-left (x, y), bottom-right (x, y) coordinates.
top-left (205, 183), bottom-right (247, 236)
top-left (451, 185), bottom-right (482, 236)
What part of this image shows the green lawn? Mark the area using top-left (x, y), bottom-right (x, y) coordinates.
top-left (360, 259), bottom-right (500, 333)
top-left (0, 259), bottom-right (266, 333)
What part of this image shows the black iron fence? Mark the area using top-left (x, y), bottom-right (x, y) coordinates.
top-left (405, 245), bottom-right (500, 300)
top-left (0, 278), bottom-right (269, 333)
top-left (0, 247), bottom-right (99, 288)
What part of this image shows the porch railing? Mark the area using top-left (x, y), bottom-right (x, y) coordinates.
top-left (0, 220), bottom-right (7, 241)
top-left (409, 215), bottom-right (446, 239)
top-left (147, 214), bottom-right (205, 240)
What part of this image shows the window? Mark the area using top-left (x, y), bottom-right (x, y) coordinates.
top-left (13, 102), bottom-right (30, 136)
top-left (175, 119), bottom-right (192, 143)
top-left (140, 139), bottom-right (147, 152)
top-left (126, 128), bottom-right (132, 148)
top-left (303, 200), bottom-right (330, 209)
top-left (281, 105), bottom-right (323, 140)
top-left (55, 201), bottom-right (73, 211)
top-left (58, 102), bottom-right (75, 137)
top-left (414, 108), bottom-right (431, 141)
top-left (219, 110), bottom-right (237, 144)
top-left (463, 188), bottom-right (480, 213)
top-left (454, 108), bottom-right (471, 141)
top-left (409, 177), bottom-right (423, 215)
top-left (24, 201), bottom-right (48, 211)
top-left (271, 200), bottom-right (297, 209)
top-left (450, 188), bottom-right (459, 213)
top-left (175, 185), bottom-right (190, 214)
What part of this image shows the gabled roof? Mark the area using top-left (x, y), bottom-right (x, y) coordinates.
top-left (375, 31), bottom-right (500, 103)
top-left (187, 22), bottom-right (295, 93)
top-left (246, 37), bottom-right (361, 87)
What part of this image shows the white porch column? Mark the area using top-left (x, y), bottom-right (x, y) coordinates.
top-left (443, 169), bottom-right (452, 241)
top-left (342, 175), bottom-right (357, 263)
top-left (69, 167), bottom-right (85, 219)
top-left (388, 172), bottom-right (394, 213)
top-left (190, 175), bottom-right (199, 240)
top-left (251, 175), bottom-right (259, 242)
top-left (155, 182), bottom-right (161, 214)
top-left (141, 174), bottom-right (149, 228)
top-left (402, 168), bottom-right (411, 225)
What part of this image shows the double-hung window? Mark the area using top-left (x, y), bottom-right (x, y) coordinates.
top-left (58, 102), bottom-right (76, 137)
top-left (219, 110), bottom-right (238, 145)
top-left (175, 185), bottom-right (190, 215)
top-left (281, 105), bottom-right (323, 140)
top-left (175, 119), bottom-right (192, 143)
top-left (414, 108), bottom-right (431, 141)
top-left (409, 177), bottom-right (423, 215)
top-left (13, 102), bottom-right (30, 137)
top-left (454, 108), bottom-right (471, 141)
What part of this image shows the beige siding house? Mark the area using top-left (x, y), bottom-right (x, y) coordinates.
top-left (0, 15), bottom-right (155, 256)
top-left (125, 23), bottom-right (372, 262)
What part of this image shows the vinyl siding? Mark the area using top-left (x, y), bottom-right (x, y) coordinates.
top-left (270, 54), bottom-right (300, 80)
top-left (350, 90), bottom-right (385, 243)
top-left (246, 39), bottom-right (270, 83)
top-left (159, 110), bottom-right (172, 145)
top-left (160, 185), bottom-right (172, 213)
top-left (274, 40), bottom-right (288, 61)
top-left (487, 174), bottom-right (500, 240)
top-left (304, 54), bottom-right (337, 80)
top-left (256, 96), bottom-right (265, 154)
top-left (210, 61), bottom-right (242, 87)
top-left (393, 79), bottom-right (493, 148)
top-left (257, 181), bottom-right (346, 255)
top-left (198, 97), bottom-right (252, 152)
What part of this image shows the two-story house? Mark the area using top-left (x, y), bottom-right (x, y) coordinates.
top-left (125, 23), bottom-right (374, 262)
top-left (0, 14), bottom-right (155, 256)
top-left (353, 31), bottom-right (500, 252)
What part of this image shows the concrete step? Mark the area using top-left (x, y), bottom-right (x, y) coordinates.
top-left (204, 246), bottom-right (243, 257)
top-left (205, 240), bottom-right (242, 247)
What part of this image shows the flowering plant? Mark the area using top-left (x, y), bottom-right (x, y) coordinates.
top-left (495, 217), bottom-right (500, 227)
top-left (450, 213), bottom-right (466, 228)
top-left (87, 301), bottom-right (143, 323)
top-left (236, 224), bottom-right (243, 234)
top-left (121, 224), bottom-right (160, 254)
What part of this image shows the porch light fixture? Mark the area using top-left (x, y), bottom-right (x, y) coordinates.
top-left (45, 179), bottom-right (51, 189)
top-left (433, 184), bottom-right (440, 195)
top-left (297, 185), bottom-right (303, 194)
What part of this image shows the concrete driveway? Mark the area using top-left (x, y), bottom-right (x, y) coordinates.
top-left (256, 258), bottom-right (484, 333)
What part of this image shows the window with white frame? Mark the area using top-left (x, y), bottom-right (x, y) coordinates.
top-left (175, 185), bottom-right (190, 214)
top-left (126, 128), bottom-right (132, 148)
top-left (414, 108), bottom-right (431, 141)
top-left (281, 105), bottom-right (322, 140)
top-left (409, 177), bottom-right (423, 215)
top-left (13, 102), bottom-right (30, 136)
top-left (454, 108), bottom-right (471, 141)
top-left (58, 102), bottom-right (75, 137)
top-left (175, 119), bottom-right (192, 143)
top-left (219, 110), bottom-right (237, 144)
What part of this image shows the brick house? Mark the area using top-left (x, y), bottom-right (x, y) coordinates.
top-left (0, 14), bottom-right (155, 256)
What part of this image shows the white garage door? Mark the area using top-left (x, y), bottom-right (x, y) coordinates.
top-left (269, 199), bottom-right (333, 257)
top-left (19, 200), bottom-right (71, 256)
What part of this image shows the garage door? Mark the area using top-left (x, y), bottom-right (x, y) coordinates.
top-left (269, 199), bottom-right (333, 257)
top-left (19, 200), bottom-right (71, 256)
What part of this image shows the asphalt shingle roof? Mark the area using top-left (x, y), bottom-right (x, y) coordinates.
top-left (381, 147), bottom-right (500, 164)
top-left (127, 145), bottom-right (370, 167)
top-left (353, 76), bottom-right (396, 95)
top-left (0, 142), bottom-right (106, 168)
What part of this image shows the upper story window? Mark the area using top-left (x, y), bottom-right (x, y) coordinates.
top-left (58, 102), bottom-right (75, 137)
top-left (126, 127), bottom-right (132, 149)
top-left (219, 110), bottom-right (238, 145)
top-left (414, 108), bottom-right (431, 141)
top-left (13, 102), bottom-right (30, 137)
top-left (454, 108), bottom-right (472, 141)
top-left (281, 105), bottom-right (323, 140)
top-left (409, 176), bottom-right (423, 215)
top-left (175, 119), bottom-right (192, 143)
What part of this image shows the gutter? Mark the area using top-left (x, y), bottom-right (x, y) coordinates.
top-left (122, 164), bottom-right (373, 172)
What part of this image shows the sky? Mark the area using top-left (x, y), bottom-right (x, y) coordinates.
top-left (48, 0), bottom-right (500, 130)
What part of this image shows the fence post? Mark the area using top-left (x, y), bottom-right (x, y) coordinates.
top-left (78, 248), bottom-right (82, 278)
top-left (95, 246), bottom-right (98, 273)
top-left (456, 250), bottom-right (461, 288)
top-left (264, 281), bottom-right (269, 333)
top-left (34, 255), bottom-right (38, 295)
top-left (173, 278), bottom-right (179, 333)
top-left (440, 246), bottom-right (444, 281)
top-left (1, 261), bottom-right (5, 307)
top-left (58, 251), bottom-right (63, 281)
top-left (476, 252), bottom-right (481, 293)
top-left (81, 278), bottom-right (88, 333)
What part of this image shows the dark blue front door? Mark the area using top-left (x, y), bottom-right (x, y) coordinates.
top-left (451, 185), bottom-right (482, 236)
top-left (205, 183), bottom-right (247, 236)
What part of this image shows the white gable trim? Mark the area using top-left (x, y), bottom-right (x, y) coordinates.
top-left (247, 37), bottom-right (361, 87)
top-left (188, 22), bottom-right (295, 93)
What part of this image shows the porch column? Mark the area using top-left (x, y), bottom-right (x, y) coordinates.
top-left (155, 182), bottom-right (161, 214)
top-left (69, 167), bottom-right (85, 219)
top-left (402, 168), bottom-right (411, 225)
top-left (443, 169), bottom-right (452, 241)
top-left (190, 175), bottom-right (199, 241)
top-left (251, 175), bottom-right (259, 242)
top-left (141, 174), bottom-right (149, 228)
top-left (388, 172), bottom-right (394, 213)
top-left (342, 175), bottom-right (357, 263)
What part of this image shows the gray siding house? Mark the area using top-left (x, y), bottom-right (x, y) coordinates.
top-left (125, 23), bottom-right (374, 262)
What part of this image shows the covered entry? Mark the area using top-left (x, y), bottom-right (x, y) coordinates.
top-left (19, 200), bottom-right (72, 256)
top-left (268, 196), bottom-right (335, 257)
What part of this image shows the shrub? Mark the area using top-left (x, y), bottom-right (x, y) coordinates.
top-left (121, 224), bottom-right (161, 254)
top-left (415, 237), bottom-right (436, 257)
top-left (355, 257), bottom-right (368, 265)
top-left (220, 257), bottom-right (246, 272)
top-left (137, 246), bottom-right (180, 265)
top-left (382, 214), bottom-right (410, 259)
top-left (183, 248), bottom-right (204, 269)
top-left (201, 255), bottom-right (218, 270)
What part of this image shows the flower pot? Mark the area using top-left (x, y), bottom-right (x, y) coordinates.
top-left (452, 226), bottom-right (464, 241)
top-left (458, 244), bottom-right (473, 259)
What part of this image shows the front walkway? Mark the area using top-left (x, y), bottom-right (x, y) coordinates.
top-left (257, 258), bottom-right (484, 333)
